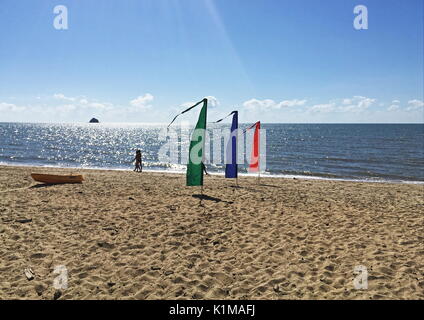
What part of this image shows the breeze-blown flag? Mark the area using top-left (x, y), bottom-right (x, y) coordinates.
top-left (168, 98), bottom-right (208, 186)
top-left (247, 121), bottom-right (260, 173)
top-left (216, 111), bottom-right (238, 178)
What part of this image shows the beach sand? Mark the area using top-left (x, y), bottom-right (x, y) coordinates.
top-left (0, 165), bottom-right (423, 300)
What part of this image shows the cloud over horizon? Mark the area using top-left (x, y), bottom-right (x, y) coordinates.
top-left (129, 93), bottom-right (154, 110)
top-left (0, 94), bottom-right (423, 123)
top-left (243, 98), bottom-right (307, 111)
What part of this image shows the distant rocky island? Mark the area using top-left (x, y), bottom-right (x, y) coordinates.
top-left (89, 118), bottom-right (99, 123)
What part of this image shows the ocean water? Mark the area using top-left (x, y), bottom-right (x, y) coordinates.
top-left (0, 123), bottom-right (423, 183)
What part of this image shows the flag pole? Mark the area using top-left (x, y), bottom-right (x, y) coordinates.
top-left (258, 122), bottom-right (260, 185)
top-left (257, 152), bottom-right (260, 184)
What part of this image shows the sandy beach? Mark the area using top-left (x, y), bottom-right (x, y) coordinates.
top-left (0, 165), bottom-right (423, 300)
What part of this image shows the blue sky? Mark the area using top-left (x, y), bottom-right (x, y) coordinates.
top-left (0, 0), bottom-right (423, 123)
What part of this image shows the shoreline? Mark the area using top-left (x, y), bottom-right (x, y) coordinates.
top-left (1, 163), bottom-right (423, 186)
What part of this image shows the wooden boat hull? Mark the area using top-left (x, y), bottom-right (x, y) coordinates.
top-left (31, 173), bottom-right (84, 184)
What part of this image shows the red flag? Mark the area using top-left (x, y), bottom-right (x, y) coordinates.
top-left (248, 121), bottom-right (260, 173)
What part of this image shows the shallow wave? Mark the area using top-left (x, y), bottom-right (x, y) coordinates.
top-left (1, 162), bottom-right (423, 185)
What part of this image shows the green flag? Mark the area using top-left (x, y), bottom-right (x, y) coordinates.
top-left (187, 99), bottom-right (207, 186)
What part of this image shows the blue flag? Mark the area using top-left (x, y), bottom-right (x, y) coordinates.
top-left (225, 111), bottom-right (238, 178)
top-left (215, 111), bottom-right (238, 178)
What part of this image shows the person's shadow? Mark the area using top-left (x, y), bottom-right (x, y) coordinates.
top-left (192, 194), bottom-right (234, 206)
top-left (192, 194), bottom-right (222, 202)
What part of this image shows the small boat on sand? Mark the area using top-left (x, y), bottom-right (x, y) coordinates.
top-left (31, 173), bottom-right (84, 184)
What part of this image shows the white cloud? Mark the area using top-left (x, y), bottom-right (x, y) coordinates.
top-left (243, 99), bottom-right (275, 111)
top-left (129, 93), bottom-right (154, 110)
top-left (280, 99), bottom-right (307, 107)
top-left (0, 94), bottom-right (126, 122)
top-left (243, 98), bottom-right (307, 111)
top-left (344, 96), bottom-right (376, 112)
top-left (205, 96), bottom-right (220, 108)
top-left (407, 99), bottom-right (424, 111)
top-left (179, 96), bottom-right (220, 111)
top-left (53, 93), bottom-right (76, 102)
top-left (338, 96), bottom-right (376, 112)
top-left (53, 93), bottom-right (65, 99)
top-left (242, 96), bottom-right (375, 114)
top-left (89, 102), bottom-right (109, 110)
top-left (385, 99), bottom-right (424, 112)
top-left (309, 103), bottom-right (336, 113)
top-left (308, 96), bottom-right (376, 113)
top-left (2, 94), bottom-right (422, 123)
top-left (0, 102), bottom-right (25, 112)
top-left (387, 99), bottom-right (400, 111)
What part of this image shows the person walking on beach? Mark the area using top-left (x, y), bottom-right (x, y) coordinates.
top-left (203, 162), bottom-right (209, 176)
top-left (132, 149), bottom-right (142, 172)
